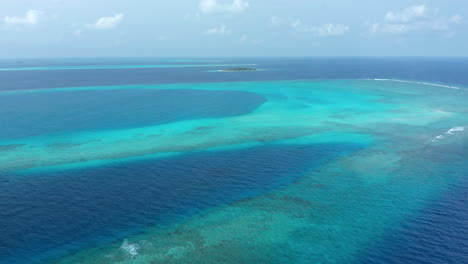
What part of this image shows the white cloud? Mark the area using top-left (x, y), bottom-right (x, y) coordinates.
top-left (371, 23), bottom-right (410, 34)
top-left (4, 9), bottom-right (43, 27)
top-left (289, 19), bottom-right (302, 30)
top-left (93, 13), bottom-right (123, 30)
top-left (450, 15), bottom-right (463, 24)
top-left (316, 24), bottom-right (350, 36)
top-left (199, 0), bottom-right (249, 14)
top-left (385, 5), bottom-right (427, 23)
top-left (289, 19), bottom-right (349, 37)
top-left (240, 34), bottom-right (248, 42)
top-left (204, 24), bottom-right (231, 35)
top-left (372, 5), bottom-right (462, 35)
top-left (269, 16), bottom-right (283, 26)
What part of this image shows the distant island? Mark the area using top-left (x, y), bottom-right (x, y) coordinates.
top-left (220, 68), bottom-right (256, 72)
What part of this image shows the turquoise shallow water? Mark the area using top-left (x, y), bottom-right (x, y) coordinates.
top-left (0, 58), bottom-right (467, 264)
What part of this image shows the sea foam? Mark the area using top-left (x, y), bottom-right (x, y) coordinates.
top-left (120, 239), bottom-right (140, 258)
top-left (446, 126), bottom-right (464, 134)
top-left (367, 79), bottom-right (468, 91)
top-left (432, 126), bottom-right (465, 142)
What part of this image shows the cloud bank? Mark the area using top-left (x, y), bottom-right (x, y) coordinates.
top-left (372, 5), bottom-right (462, 34)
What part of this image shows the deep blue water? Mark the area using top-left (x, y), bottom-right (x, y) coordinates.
top-left (0, 89), bottom-right (265, 139)
top-left (357, 139), bottom-right (468, 264)
top-left (0, 143), bottom-right (359, 263)
top-left (0, 57), bottom-right (467, 92)
top-left (361, 178), bottom-right (468, 264)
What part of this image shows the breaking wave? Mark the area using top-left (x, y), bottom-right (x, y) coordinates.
top-left (432, 126), bottom-right (465, 142)
top-left (365, 79), bottom-right (468, 91)
top-left (120, 239), bottom-right (140, 258)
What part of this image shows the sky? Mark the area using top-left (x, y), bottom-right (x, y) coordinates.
top-left (0, 0), bottom-right (467, 58)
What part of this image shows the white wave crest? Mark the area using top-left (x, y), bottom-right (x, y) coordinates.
top-left (120, 239), bottom-right (140, 258)
top-left (432, 126), bottom-right (465, 142)
top-left (446, 126), bottom-right (464, 134)
top-left (366, 79), bottom-right (468, 91)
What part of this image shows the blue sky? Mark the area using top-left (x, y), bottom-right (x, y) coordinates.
top-left (0, 0), bottom-right (467, 57)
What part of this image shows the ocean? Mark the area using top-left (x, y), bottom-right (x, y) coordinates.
top-left (0, 57), bottom-right (466, 263)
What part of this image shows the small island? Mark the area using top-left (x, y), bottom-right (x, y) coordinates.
top-left (220, 67), bottom-right (257, 72)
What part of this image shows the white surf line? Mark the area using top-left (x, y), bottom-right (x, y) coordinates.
top-left (363, 78), bottom-right (468, 91)
top-left (432, 126), bottom-right (465, 142)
